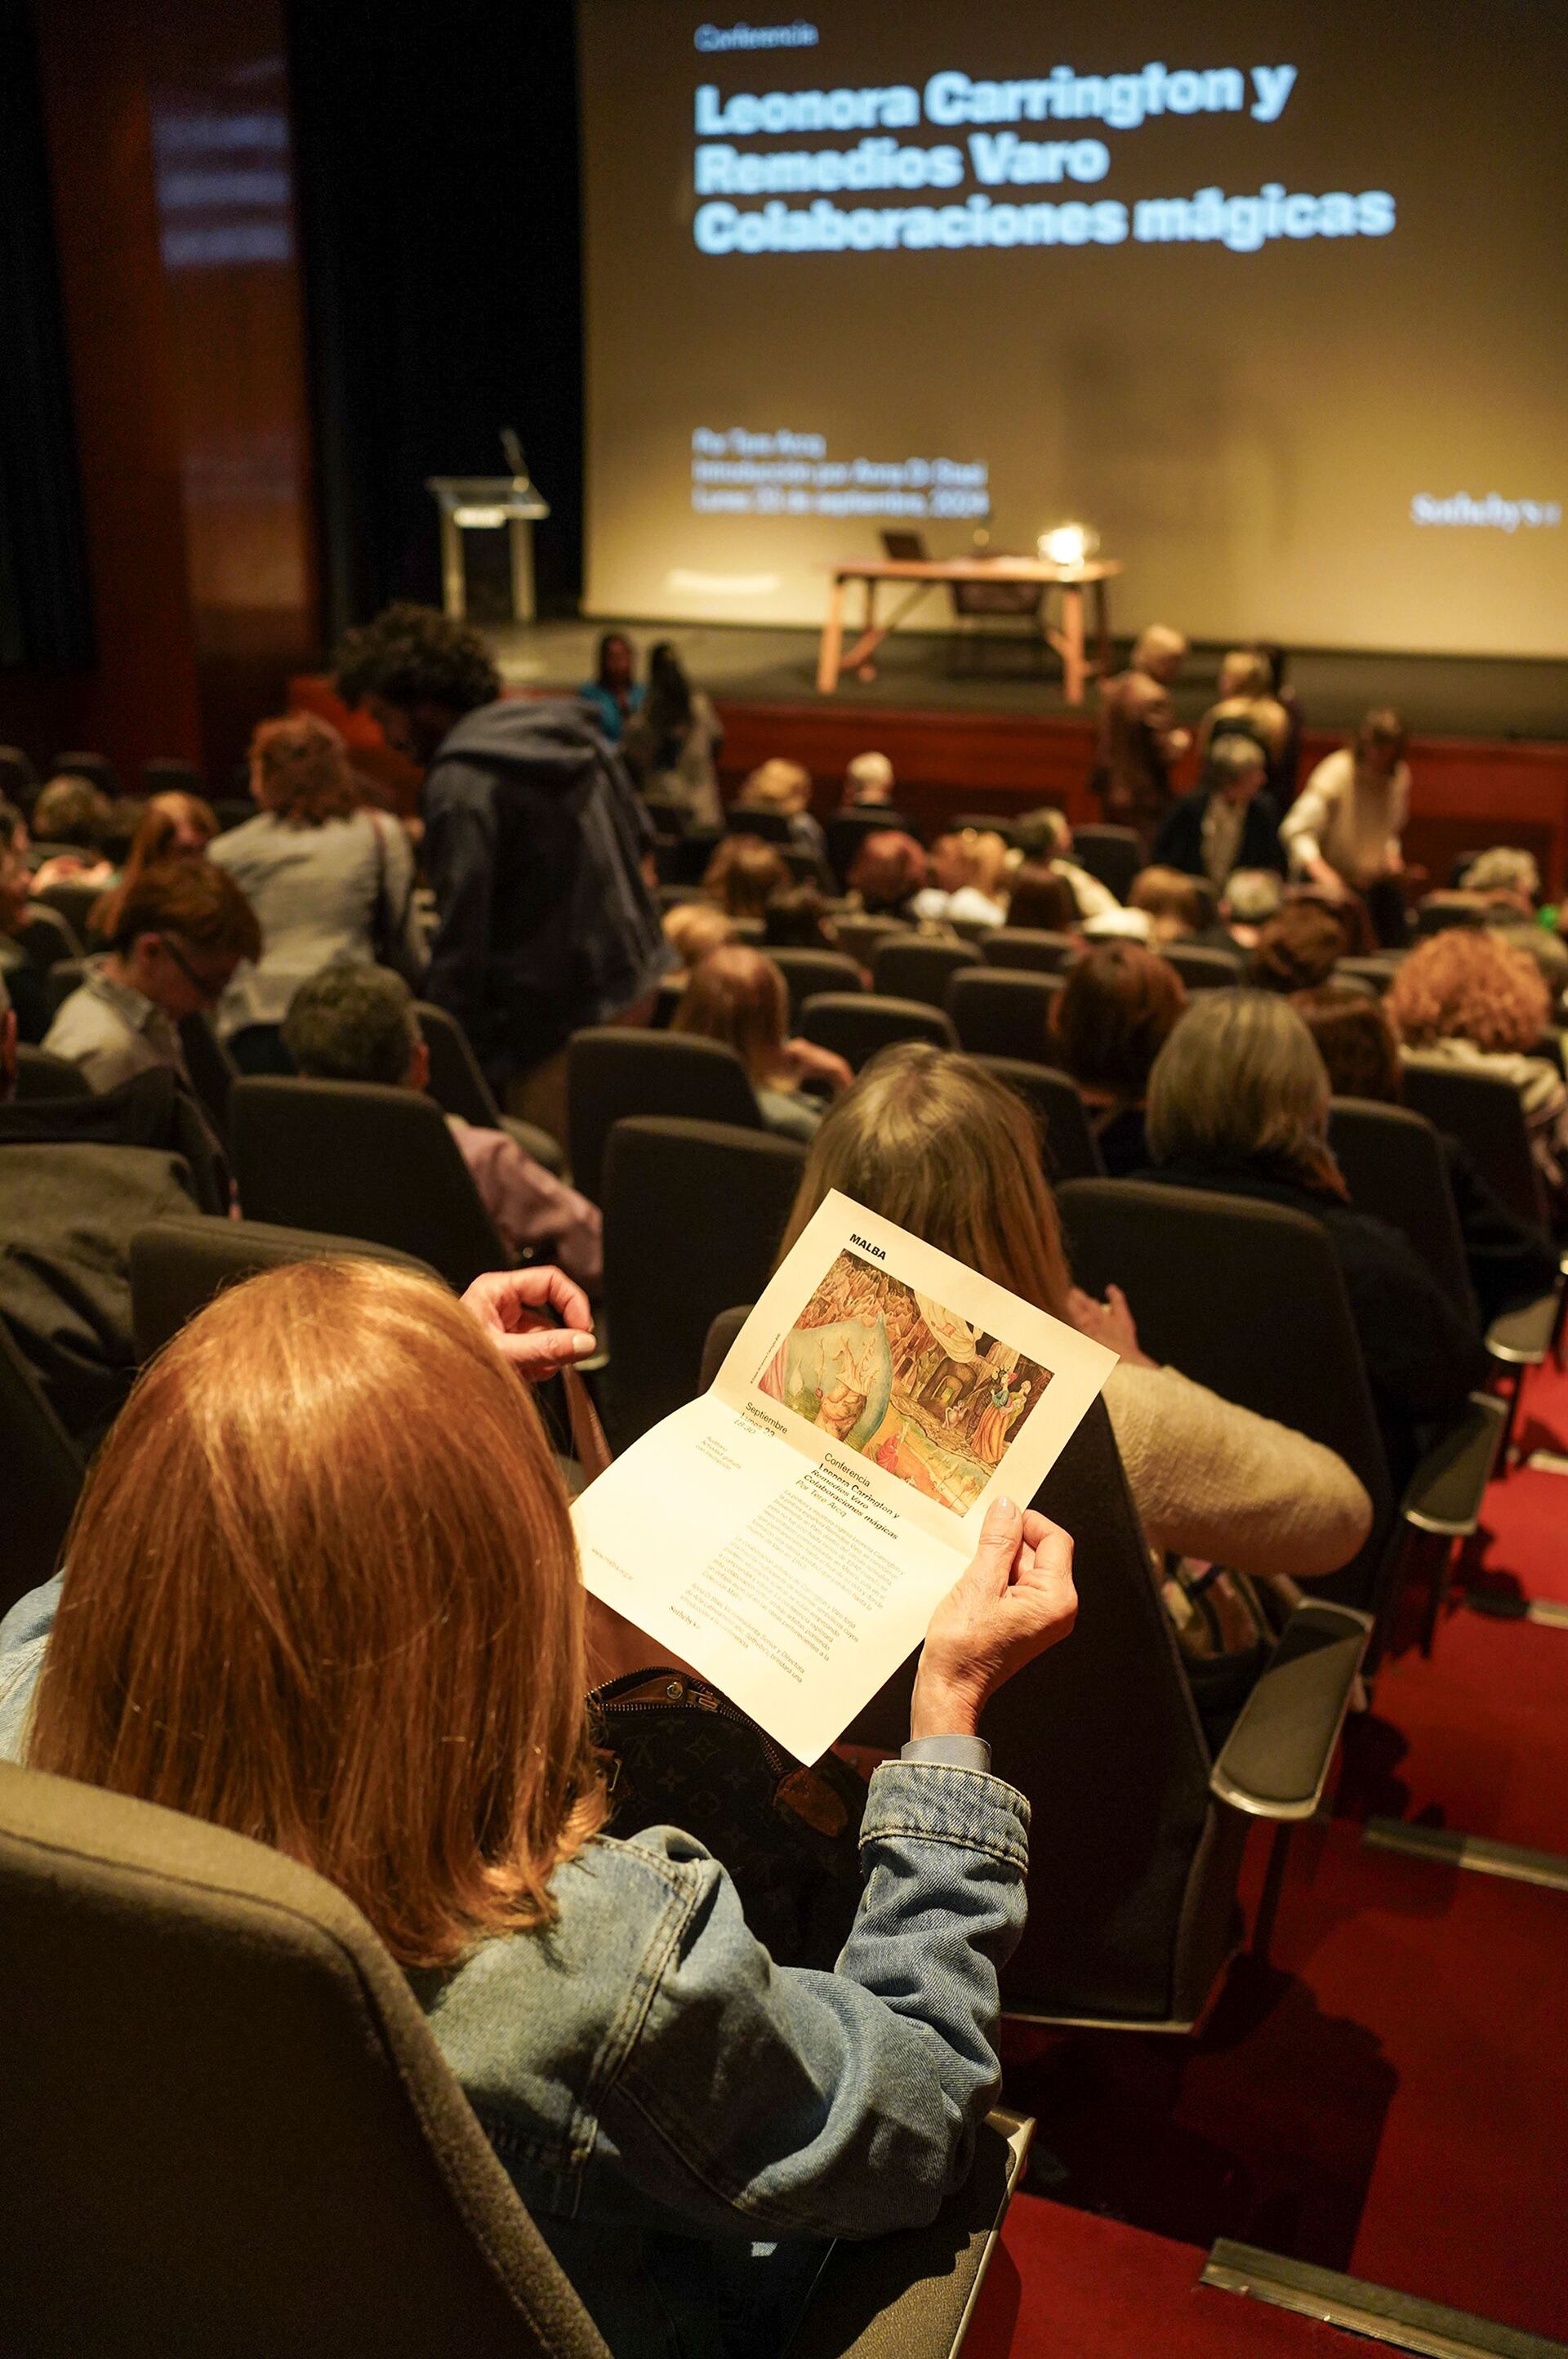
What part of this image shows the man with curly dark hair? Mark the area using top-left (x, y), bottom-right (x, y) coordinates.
top-left (335, 604), bottom-right (670, 1113)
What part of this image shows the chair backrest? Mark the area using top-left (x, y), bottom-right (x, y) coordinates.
top-left (13, 1046), bottom-right (91, 1102)
top-left (230, 1078), bottom-right (510, 1293)
top-left (795, 992), bottom-right (957, 1071)
top-left (141, 757), bottom-right (205, 796)
top-left (1414, 893), bottom-right (1489, 938)
top-left (1328, 1098), bottom-right (1477, 1320)
top-left (1335, 956), bottom-right (1403, 996)
top-left (131, 1215), bottom-right (443, 1363)
top-left (833, 914), bottom-right (910, 970)
top-left (46, 957), bottom-right (87, 1012)
top-left (0, 744), bottom-right (37, 805)
top-left (0, 1762), bottom-right (609, 2358)
top-left (982, 929), bottom-right (1080, 974)
top-left (177, 1012), bottom-right (239, 1139)
top-left (15, 905), bottom-right (81, 969)
top-left (416, 1001), bottom-right (501, 1130)
top-left (871, 936), bottom-right (979, 1007)
top-left (764, 948), bottom-right (864, 1023)
top-left (725, 805), bottom-right (794, 844)
top-left (1067, 825), bottom-right (1143, 903)
top-left (33, 880), bottom-right (105, 943)
top-left (1163, 943), bottom-right (1244, 992)
top-left (1398, 1053), bottom-right (1548, 1230)
top-left (973, 1056), bottom-right (1105, 1183)
top-left (1057, 1179), bottom-right (1393, 1612)
top-left (600, 1118), bottom-right (807, 1449)
top-left (51, 750), bottom-right (118, 795)
top-left (212, 797), bottom-right (256, 834)
top-left (0, 1319), bottom-right (84, 1620)
top-left (946, 968), bottom-right (1063, 1060)
top-left (824, 808), bottom-right (910, 889)
top-left (948, 814), bottom-right (1022, 845)
top-left (566, 1028), bottom-right (764, 1206)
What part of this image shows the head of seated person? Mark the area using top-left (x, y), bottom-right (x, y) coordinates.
top-left (736, 757), bottom-right (812, 819)
top-left (1011, 806), bottom-right (1072, 863)
top-left (1004, 861), bottom-right (1077, 936)
top-left (47, 859), bottom-right (261, 1090)
top-left (762, 884), bottom-right (841, 952)
top-left (1219, 867), bottom-right (1283, 944)
top-left (1455, 845), bottom-right (1540, 915)
top-left (1293, 983), bottom-right (1403, 1104)
top-left (1246, 901), bottom-right (1349, 994)
top-left (702, 835), bottom-right (787, 921)
top-left (1144, 988), bottom-right (1344, 1199)
top-left (1051, 943), bottom-right (1187, 1113)
top-left (846, 829), bottom-right (926, 914)
top-left (1385, 927), bottom-right (1551, 1058)
top-left (249, 711), bottom-right (360, 828)
top-left (90, 793), bottom-right (220, 941)
top-left (1128, 866), bottom-right (1209, 944)
top-left (1200, 735), bottom-right (1269, 809)
top-left (662, 899), bottom-right (734, 976)
top-left (840, 751), bottom-right (894, 811)
top-left (283, 962), bottom-right (427, 1091)
top-left (31, 774), bottom-right (113, 855)
top-left (671, 942), bottom-right (793, 1090)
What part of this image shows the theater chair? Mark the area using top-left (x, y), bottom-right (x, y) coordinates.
top-left (1066, 824), bottom-right (1142, 903)
top-left (824, 807), bottom-right (910, 890)
top-left (416, 1002), bottom-right (566, 1175)
top-left (32, 879), bottom-right (104, 945)
top-left (566, 1028), bottom-right (764, 1206)
top-left (1162, 943), bottom-right (1245, 992)
top-left (51, 750), bottom-right (118, 796)
top-left (599, 1117), bottom-right (806, 1450)
top-left (1058, 1180), bottom-right (1505, 1659)
top-left (12, 905), bottom-right (81, 970)
top-left (1335, 955), bottom-right (1405, 995)
top-left (870, 936), bottom-right (978, 1008)
top-left (0, 1320), bottom-right (83, 1619)
top-left (795, 992), bottom-right (956, 1071)
top-left (177, 1012), bottom-right (240, 1140)
top-left (130, 1215), bottom-right (442, 1364)
top-left (981, 928), bottom-right (1080, 975)
top-left (45, 957), bottom-right (86, 1013)
top-left (702, 1312), bottom-right (1370, 2032)
top-left (945, 969), bottom-right (1063, 1061)
top-left (1400, 1054), bottom-right (1550, 1231)
top-left (972, 1056), bottom-right (1104, 1183)
top-left (140, 757), bottom-right (205, 796)
top-left (12, 1046), bottom-right (91, 1102)
top-left (832, 915), bottom-right (910, 971)
top-left (765, 949), bottom-right (864, 1023)
top-left (230, 1077), bottom-right (510, 1294)
top-left (0, 1760), bottom-right (1033, 2359)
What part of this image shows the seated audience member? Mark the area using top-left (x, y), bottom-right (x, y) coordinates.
top-left (781, 1043), bottom-right (1370, 1589)
top-left (0, 972), bottom-right (204, 1443)
top-left (0, 1255), bottom-right (1075, 2359)
top-left (911, 829), bottom-right (1009, 928)
top-left (1195, 648), bottom-right (1294, 802)
top-left (1295, 982), bottom-right (1558, 1322)
top-left (1218, 867), bottom-right (1284, 948)
top-left (762, 883), bottom-right (844, 952)
top-left (43, 859), bottom-right (261, 1095)
top-left (0, 799), bottom-right (52, 1044)
top-left (1281, 708), bottom-right (1412, 948)
top-left (1090, 623), bottom-right (1191, 846)
top-left (208, 713), bottom-right (424, 1068)
top-left (1003, 860), bottom-right (1078, 936)
top-left (1080, 905), bottom-right (1153, 944)
top-left (840, 750), bottom-right (895, 809)
top-left (733, 757), bottom-right (829, 872)
top-left (619, 642), bottom-right (722, 829)
top-left (88, 792), bottom-right (219, 940)
top-left (29, 777), bottom-right (118, 895)
top-left (1386, 928), bottom-right (1568, 1220)
top-left (1050, 943), bottom-right (1187, 1176)
top-left (1457, 846), bottom-right (1539, 915)
top-left (661, 899), bottom-right (733, 981)
top-left (846, 828), bottom-right (926, 917)
top-left (577, 630), bottom-right (643, 747)
top-left (1153, 738), bottom-right (1284, 888)
top-left (672, 943), bottom-right (852, 1139)
top-left (1012, 805), bottom-right (1119, 921)
top-left (1247, 900), bottom-right (1350, 994)
top-left (702, 834), bottom-right (788, 921)
top-left (1142, 990), bottom-right (1486, 1483)
top-left (282, 965), bottom-right (600, 1290)
top-left (1127, 865), bottom-right (1209, 945)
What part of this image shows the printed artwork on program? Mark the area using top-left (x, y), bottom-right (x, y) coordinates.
top-left (756, 1246), bottom-right (1053, 1513)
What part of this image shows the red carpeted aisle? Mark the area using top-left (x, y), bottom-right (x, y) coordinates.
top-left (978, 1363), bottom-right (1568, 2352)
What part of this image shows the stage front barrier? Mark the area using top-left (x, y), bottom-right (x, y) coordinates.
top-left (426, 475), bottom-right (550, 625)
top-left (816, 556), bottom-right (1120, 703)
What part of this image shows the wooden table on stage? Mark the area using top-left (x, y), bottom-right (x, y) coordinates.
top-left (816, 556), bottom-right (1121, 703)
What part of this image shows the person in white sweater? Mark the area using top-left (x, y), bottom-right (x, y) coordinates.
top-left (777, 1044), bottom-right (1372, 1585)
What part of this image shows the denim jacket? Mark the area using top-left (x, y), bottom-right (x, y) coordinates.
top-left (0, 1577), bottom-right (1029, 2359)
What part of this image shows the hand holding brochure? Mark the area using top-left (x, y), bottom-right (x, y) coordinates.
top-left (574, 1190), bottom-right (1116, 1763)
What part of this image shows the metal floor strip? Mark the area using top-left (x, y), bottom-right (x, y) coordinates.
top-left (1521, 1447), bottom-right (1568, 1476)
top-left (1362, 1818), bottom-right (1568, 1892)
top-left (1202, 2239), bottom-right (1568, 2358)
top-left (1525, 1599), bottom-right (1568, 1629)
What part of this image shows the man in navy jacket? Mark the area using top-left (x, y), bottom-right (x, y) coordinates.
top-left (1153, 737), bottom-right (1284, 888)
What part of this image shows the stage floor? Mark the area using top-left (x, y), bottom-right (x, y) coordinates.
top-left (490, 617), bottom-right (1568, 742)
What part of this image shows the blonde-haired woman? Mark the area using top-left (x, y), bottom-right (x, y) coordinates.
top-left (208, 712), bottom-right (424, 1067)
top-left (734, 756), bottom-right (830, 875)
top-left (1143, 989), bottom-right (1485, 1478)
top-left (0, 1255), bottom-right (1077, 2357)
top-left (673, 943), bottom-right (851, 1137)
top-left (1387, 928), bottom-right (1568, 1220)
top-left (779, 1042), bottom-right (1373, 1582)
top-left (911, 830), bottom-right (1010, 929)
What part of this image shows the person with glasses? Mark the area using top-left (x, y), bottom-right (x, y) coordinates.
top-left (43, 858), bottom-right (261, 1095)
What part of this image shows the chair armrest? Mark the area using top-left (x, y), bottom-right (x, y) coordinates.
top-left (1486, 1286), bottom-right (1561, 1369)
top-left (784, 2112), bottom-right (1033, 2359)
top-left (1401, 1392), bottom-right (1506, 1536)
top-left (1210, 1601), bottom-right (1371, 1822)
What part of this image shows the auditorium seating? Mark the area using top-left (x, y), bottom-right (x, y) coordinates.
top-left (130, 1215), bottom-right (442, 1364)
top-left (566, 1028), bottom-right (764, 1204)
top-left (765, 947), bottom-right (863, 1020)
top-left (824, 806), bottom-right (907, 887)
top-left (795, 992), bottom-right (956, 1069)
top-left (45, 957), bottom-right (86, 1012)
top-left (870, 934), bottom-right (978, 1006)
top-left (415, 1001), bottom-right (566, 1174)
top-left (972, 1055), bottom-right (1104, 1183)
top-left (230, 1077), bottom-right (509, 1293)
top-left (11, 905), bottom-right (79, 969)
top-left (1400, 1054), bottom-right (1549, 1229)
top-left (140, 757), bottom-right (205, 796)
top-left (33, 879), bottom-right (103, 943)
top-left (1067, 824), bottom-right (1142, 902)
top-left (946, 967), bottom-right (1063, 1060)
top-left (1164, 943), bottom-right (1245, 992)
top-left (981, 927), bottom-right (1080, 974)
top-left (0, 1318), bottom-right (83, 1618)
top-left (13, 1046), bottom-right (91, 1101)
top-left (51, 751), bottom-right (118, 796)
top-left (831, 913), bottom-right (909, 969)
top-left (177, 1013), bottom-right (239, 1139)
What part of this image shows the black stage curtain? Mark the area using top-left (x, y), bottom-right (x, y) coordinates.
top-left (286, 0), bottom-right (585, 645)
top-left (0, 0), bottom-right (94, 669)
